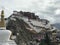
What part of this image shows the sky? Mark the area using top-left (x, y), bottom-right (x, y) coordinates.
top-left (0, 0), bottom-right (60, 24)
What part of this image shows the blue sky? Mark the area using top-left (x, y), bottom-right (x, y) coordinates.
top-left (0, 0), bottom-right (60, 24)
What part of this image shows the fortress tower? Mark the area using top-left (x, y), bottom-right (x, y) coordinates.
top-left (0, 10), bottom-right (6, 29)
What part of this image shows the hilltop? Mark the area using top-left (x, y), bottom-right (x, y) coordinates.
top-left (6, 11), bottom-right (59, 45)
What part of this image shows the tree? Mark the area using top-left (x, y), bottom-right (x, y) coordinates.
top-left (39, 31), bottom-right (51, 45)
top-left (44, 32), bottom-right (51, 45)
top-left (39, 39), bottom-right (46, 45)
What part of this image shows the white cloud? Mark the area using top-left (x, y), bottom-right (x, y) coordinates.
top-left (0, 0), bottom-right (60, 23)
top-left (44, 16), bottom-right (55, 24)
top-left (55, 9), bottom-right (60, 15)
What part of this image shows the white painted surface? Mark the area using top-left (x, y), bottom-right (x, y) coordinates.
top-left (0, 27), bottom-right (6, 30)
top-left (21, 17), bottom-right (51, 33)
top-left (0, 30), bottom-right (11, 41)
top-left (0, 30), bottom-right (16, 45)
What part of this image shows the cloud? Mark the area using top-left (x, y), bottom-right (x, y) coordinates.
top-left (55, 9), bottom-right (60, 15)
top-left (44, 16), bottom-right (55, 24)
top-left (0, 0), bottom-right (60, 24)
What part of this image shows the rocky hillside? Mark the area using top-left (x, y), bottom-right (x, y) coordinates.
top-left (6, 11), bottom-right (58, 45)
top-left (6, 17), bottom-right (35, 45)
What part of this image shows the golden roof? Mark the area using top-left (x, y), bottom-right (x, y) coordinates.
top-left (0, 10), bottom-right (5, 27)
